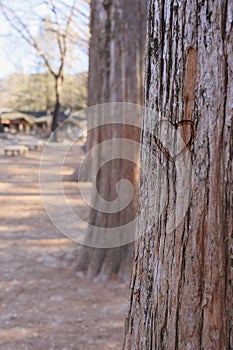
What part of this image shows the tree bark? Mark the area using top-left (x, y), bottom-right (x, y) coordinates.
top-left (124, 0), bottom-right (233, 348)
top-left (77, 0), bottom-right (147, 280)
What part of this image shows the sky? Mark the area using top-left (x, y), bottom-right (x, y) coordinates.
top-left (0, 23), bottom-right (14, 77)
top-left (0, 0), bottom-right (89, 78)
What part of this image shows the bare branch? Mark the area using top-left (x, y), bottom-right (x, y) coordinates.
top-left (57, 0), bottom-right (77, 77)
top-left (0, 0), bottom-right (88, 80)
top-left (1, 4), bottom-right (56, 76)
top-left (55, 0), bottom-right (89, 20)
top-left (47, 0), bottom-right (64, 57)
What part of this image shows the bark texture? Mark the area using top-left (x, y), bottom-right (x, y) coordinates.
top-left (77, 0), bottom-right (147, 279)
top-left (124, 0), bottom-right (233, 348)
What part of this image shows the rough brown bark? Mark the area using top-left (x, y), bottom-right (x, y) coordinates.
top-left (77, 0), bottom-right (147, 280)
top-left (124, 0), bottom-right (233, 348)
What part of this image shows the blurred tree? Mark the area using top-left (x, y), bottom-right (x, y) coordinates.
top-left (124, 0), bottom-right (233, 348)
top-left (0, 71), bottom-right (87, 112)
top-left (77, 0), bottom-right (147, 280)
top-left (0, 0), bottom-right (88, 130)
top-left (62, 72), bottom-right (87, 110)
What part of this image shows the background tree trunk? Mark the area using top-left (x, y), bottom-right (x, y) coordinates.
top-left (124, 0), bottom-right (233, 348)
top-left (51, 75), bottom-right (63, 132)
top-left (77, 0), bottom-right (147, 280)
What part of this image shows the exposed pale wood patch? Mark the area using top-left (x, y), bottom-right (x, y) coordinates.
top-left (184, 48), bottom-right (198, 121)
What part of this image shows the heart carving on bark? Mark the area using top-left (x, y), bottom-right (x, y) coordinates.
top-left (152, 119), bottom-right (195, 163)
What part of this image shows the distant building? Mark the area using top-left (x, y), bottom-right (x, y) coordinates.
top-left (0, 111), bottom-right (35, 132)
top-left (0, 109), bottom-right (85, 135)
top-left (0, 110), bottom-right (52, 134)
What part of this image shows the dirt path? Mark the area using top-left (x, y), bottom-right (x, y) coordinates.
top-left (0, 135), bottom-right (128, 350)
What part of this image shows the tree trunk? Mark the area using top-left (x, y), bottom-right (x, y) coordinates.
top-left (77, 0), bottom-right (147, 280)
top-left (124, 0), bottom-right (233, 348)
top-left (51, 75), bottom-right (63, 132)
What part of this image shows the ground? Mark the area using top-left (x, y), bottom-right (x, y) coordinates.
top-left (0, 134), bottom-right (128, 350)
